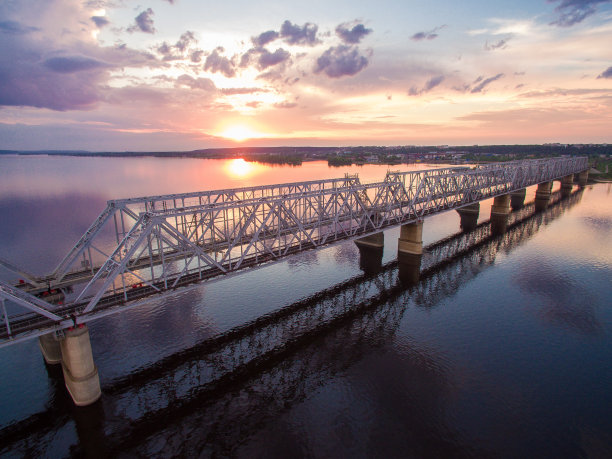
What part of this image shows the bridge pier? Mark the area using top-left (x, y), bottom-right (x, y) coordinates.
top-left (60, 325), bottom-right (101, 407)
top-left (354, 232), bottom-right (384, 250)
top-left (561, 174), bottom-right (574, 197)
top-left (490, 194), bottom-right (511, 235)
top-left (39, 332), bottom-right (63, 365)
top-left (578, 170), bottom-right (589, 187)
top-left (398, 221), bottom-right (423, 285)
top-left (535, 182), bottom-right (553, 211)
top-left (510, 189), bottom-right (526, 210)
top-left (457, 203), bottom-right (480, 232)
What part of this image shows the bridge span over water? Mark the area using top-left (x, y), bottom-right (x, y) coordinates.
top-left (0, 156), bottom-right (588, 405)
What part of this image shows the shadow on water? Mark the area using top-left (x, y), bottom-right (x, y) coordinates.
top-left (0, 190), bottom-right (584, 457)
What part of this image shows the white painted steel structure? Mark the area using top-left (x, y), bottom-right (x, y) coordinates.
top-left (0, 156), bottom-right (587, 345)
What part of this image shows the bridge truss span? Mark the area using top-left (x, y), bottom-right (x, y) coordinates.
top-left (0, 156), bottom-right (588, 344)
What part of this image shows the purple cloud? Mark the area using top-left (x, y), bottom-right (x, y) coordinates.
top-left (411, 25), bottom-right (446, 41)
top-left (43, 56), bottom-right (107, 73)
top-left (484, 38), bottom-right (510, 51)
top-left (0, 20), bottom-right (38, 34)
top-left (314, 45), bottom-right (369, 78)
top-left (129, 8), bottom-right (156, 34)
top-left (204, 47), bottom-right (236, 77)
top-left (549, 0), bottom-right (611, 27)
top-left (257, 48), bottom-right (291, 70)
top-left (409, 75), bottom-right (445, 96)
top-left (471, 73), bottom-right (504, 93)
top-left (252, 30), bottom-right (280, 47)
top-left (280, 20), bottom-right (319, 46)
top-left (175, 75), bottom-right (216, 91)
top-left (91, 16), bottom-right (109, 28)
top-left (597, 66), bottom-right (612, 78)
top-left (335, 22), bottom-right (372, 44)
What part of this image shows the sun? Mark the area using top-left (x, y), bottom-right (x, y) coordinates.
top-left (219, 125), bottom-right (261, 142)
top-left (227, 158), bottom-right (253, 177)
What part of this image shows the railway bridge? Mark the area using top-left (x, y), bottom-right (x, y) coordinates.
top-left (0, 156), bottom-right (589, 405)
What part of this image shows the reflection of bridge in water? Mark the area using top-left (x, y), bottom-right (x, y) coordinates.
top-left (0, 158), bottom-right (589, 405)
top-left (0, 189), bottom-right (583, 456)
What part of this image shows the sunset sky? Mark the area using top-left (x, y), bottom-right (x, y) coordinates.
top-left (1, 0), bottom-right (611, 150)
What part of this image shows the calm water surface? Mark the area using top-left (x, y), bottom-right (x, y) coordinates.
top-left (0, 156), bottom-right (611, 458)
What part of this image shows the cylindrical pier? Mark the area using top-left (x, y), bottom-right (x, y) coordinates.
top-left (578, 170), bottom-right (589, 187)
top-left (535, 182), bottom-right (553, 211)
top-left (398, 221), bottom-right (423, 284)
top-left (39, 332), bottom-right (62, 365)
top-left (354, 231), bottom-right (384, 249)
top-left (457, 203), bottom-right (480, 232)
top-left (490, 195), bottom-right (511, 235)
top-left (60, 325), bottom-right (101, 407)
top-left (510, 189), bottom-right (526, 210)
top-left (561, 174), bottom-right (574, 197)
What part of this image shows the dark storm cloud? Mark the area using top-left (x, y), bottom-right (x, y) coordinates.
top-left (597, 66), bottom-right (612, 78)
top-left (471, 73), bottom-right (504, 93)
top-left (411, 25), bottom-right (446, 41)
top-left (0, 20), bottom-right (38, 34)
top-left (280, 20), bottom-right (319, 46)
top-left (91, 16), bottom-right (109, 28)
top-left (314, 45), bottom-right (369, 78)
top-left (549, 0), bottom-right (611, 27)
top-left (129, 8), bottom-right (156, 34)
top-left (252, 30), bottom-right (280, 47)
top-left (43, 56), bottom-right (107, 73)
top-left (408, 75), bottom-right (445, 96)
top-left (335, 22), bottom-right (372, 44)
top-left (204, 47), bottom-right (236, 77)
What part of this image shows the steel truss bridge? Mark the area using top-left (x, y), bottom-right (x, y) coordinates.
top-left (0, 157), bottom-right (587, 345)
top-left (0, 189), bottom-right (582, 457)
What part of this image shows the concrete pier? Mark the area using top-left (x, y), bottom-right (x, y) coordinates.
top-left (578, 170), bottom-right (589, 187)
top-left (457, 203), bottom-right (480, 232)
top-left (357, 245), bottom-right (383, 274)
top-left (39, 332), bottom-right (62, 365)
top-left (355, 231), bottom-right (384, 249)
top-left (398, 221), bottom-right (423, 285)
top-left (561, 174), bottom-right (574, 197)
top-left (510, 189), bottom-right (526, 210)
top-left (60, 325), bottom-right (101, 406)
top-left (490, 194), bottom-right (511, 235)
top-left (535, 182), bottom-right (553, 211)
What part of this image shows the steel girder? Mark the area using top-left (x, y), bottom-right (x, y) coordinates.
top-left (0, 157), bottom-right (588, 345)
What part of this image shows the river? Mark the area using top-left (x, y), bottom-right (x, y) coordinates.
top-left (0, 155), bottom-right (611, 457)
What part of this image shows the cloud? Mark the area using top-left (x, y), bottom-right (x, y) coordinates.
top-left (175, 74), bottom-right (216, 91)
top-left (43, 56), bottom-right (107, 73)
top-left (280, 20), bottom-right (319, 46)
top-left (314, 45), bottom-right (370, 78)
top-left (156, 31), bottom-right (200, 61)
top-left (484, 38), bottom-right (510, 50)
top-left (220, 87), bottom-right (268, 95)
top-left (335, 21), bottom-right (372, 44)
top-left (252, 30), bottom-right (280, 47)
top-left (128, 8), bottom-right (156, 34)
top-left (274, 101), bottom-right (298, 108)
top-left (204, 47), bottom-right (236, 77)
top-left (257, 48), bottom-right (291, 70)
top-left (471, 73), bottom-right (504, 93)
top-left (411, 25), bottom-right (446, 41)
top-left (91, 16), bottom-right (109, 28)
top-left (549, 0), bottom-right (611, 27)
top-left (597, 66), bottom-right (612, 78)
top-left (408, 75), bottom-right (445, 96)
top-left (0, 20), bottom-right (38, 34)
